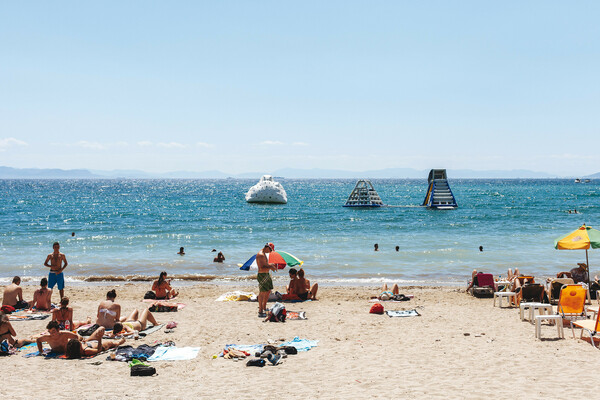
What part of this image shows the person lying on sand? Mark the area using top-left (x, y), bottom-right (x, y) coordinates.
top-left (96, 289), bottom-right (121, 329)
top-left (152, 271), bottom-right (179, 300)
top-left (65, 327), bottom-right (125, 359)
top-left (0, 312), bottom-right (33, 347)
top-left (52, 297), bottom-right (91, 330)
top-left (2, 276), bottom-right (28, 309)
top-left (36, 320), bottom-right (78, 354)
top-left (112, 308), bottom-right (158, 335)
top-left (30, 278), bottom-right (53, 311)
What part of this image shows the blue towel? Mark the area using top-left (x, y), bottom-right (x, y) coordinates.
top-left (147, 345), bottom-right (200, 361)
top-left (279, 337), bottom-right (318, 352)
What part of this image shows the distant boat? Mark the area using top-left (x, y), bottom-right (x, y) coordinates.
top-left (344, 179), bottom-right (385, 207)
top-left (245, 175), bottom-right (287, 204)
top-left (575, 178), bottom-right (582, 183)
top-left (584, 179), bottom-right (591, 183)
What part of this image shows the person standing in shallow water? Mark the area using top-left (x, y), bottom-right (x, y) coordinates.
top-left (44, 242), bottom-right (67, 301)
top-left (178, 247), bottom-right (185, 255)
top-left (374, 243), bottom-right (379, 251)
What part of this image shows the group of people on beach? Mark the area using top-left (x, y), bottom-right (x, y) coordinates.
top-left (254, 242), bottom-right (318, 317)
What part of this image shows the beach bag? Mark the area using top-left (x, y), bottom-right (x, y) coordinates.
top-left (0, 340), bottom-right (10, 356)
top-left (246, 358), bottom-right (266, 367)
top-left (280, 346), bottom-right (297, 355)
top-left (130, 364), bottom-right (157, 376)
top-left (267, 302), bottom-right (286, 322)
top-left (370, 303), bottom-right (384, 314)
top-left (144, 291), bottom-right (157, 300)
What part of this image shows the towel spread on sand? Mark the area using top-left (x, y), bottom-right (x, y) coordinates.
top-left (216, 291), bottom-right (257, 302)
top-left (147, 345), bottom-right (200, 361)
top-left (279, 337), bottom-right (318, 352)
top-left (102, 324), bottom-right (165, 339)
top-left (8, 313), bottom-right (50, 321)
top-left (385, 309), bottom-right (420, 318)
top-left (286, 311), bottom-right (307, 320)
top-left (221, 343), bottom-right (265, 357)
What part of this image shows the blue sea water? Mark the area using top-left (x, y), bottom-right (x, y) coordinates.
top-left (0, 179), bottom-right (598, 285)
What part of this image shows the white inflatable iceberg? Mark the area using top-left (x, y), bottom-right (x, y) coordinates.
top-left (245, 175), bottom-right (287, 204)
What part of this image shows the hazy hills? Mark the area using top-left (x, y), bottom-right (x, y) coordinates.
top-left (0, 165), bottom-right (597, 179)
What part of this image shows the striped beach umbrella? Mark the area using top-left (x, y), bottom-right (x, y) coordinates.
top-left (239, 250), bottom-right (303, 271)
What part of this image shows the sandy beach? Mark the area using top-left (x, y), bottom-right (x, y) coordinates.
top-left (2, 282), bottom-right (600, 400)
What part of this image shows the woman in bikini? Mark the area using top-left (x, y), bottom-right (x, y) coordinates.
top-left (96, 289), bottom-right (121, 329)
top-left (51, 297), bottom-right (90, 330)
top-left (65, 326), bottom-right (125, 359)
top-left (108, 308), bottom-right (158, 337)
top-left (151, 272), bottom-right (178, 300)
top-left (294, 269), bottom-right (319, 300)
top-left (0, 312), bottom-right (33, 347)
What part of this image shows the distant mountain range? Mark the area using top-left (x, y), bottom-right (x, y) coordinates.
top-left (0, 165), bottom-right (597, 179)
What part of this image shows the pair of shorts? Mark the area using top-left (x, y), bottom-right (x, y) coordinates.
top-left (48, 272), bottom-right (65, 290)
top-left (257, 273), bottom-right (273, 293)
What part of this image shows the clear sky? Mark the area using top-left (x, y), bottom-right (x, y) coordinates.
top-left (1, 1), bottom-right (599, 175)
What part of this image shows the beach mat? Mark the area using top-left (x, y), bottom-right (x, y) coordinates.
top-left (369, 295), bottom-right (414, 303)
top-left (9, 313), bottom-right (50, 321)
top-left (147, 345), bottom-right (199, 361)
top-left (385, 309), bottom-right (420, 318)
top-left (286, 311), bottom-right (307, 320)
top-left (145, 301), bottom-right (186, 311)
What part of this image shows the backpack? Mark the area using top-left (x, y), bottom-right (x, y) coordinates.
top-left (144, 291), bottom-right (157, 300)
top-left (267, 302), bottom-right (287, 322)
top-left (369, 303), bottom-right (384, 314)
top-left (130, 365), bottom-right (157, 376)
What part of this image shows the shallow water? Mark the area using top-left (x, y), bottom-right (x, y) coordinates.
top-left (0, 178), bottom-right (597, 285)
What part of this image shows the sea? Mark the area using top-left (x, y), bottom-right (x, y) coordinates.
top-left (0, 179), bottom-right (597, 287)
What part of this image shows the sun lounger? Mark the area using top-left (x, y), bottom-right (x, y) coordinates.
top-left (469, 273), bottom-right (496, 298)
top-left (548, 278), bottom-right (574, 304)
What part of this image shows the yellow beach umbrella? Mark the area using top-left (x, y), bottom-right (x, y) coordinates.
top-left (554, 224), bottom-right (600, 284)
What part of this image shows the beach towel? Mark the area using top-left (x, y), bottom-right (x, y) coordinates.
top-left (369, 295), bottom-right (414, 303)
top-left (8, 313), bottom-right (50, 321)
top-left (216, 291), bottom-right (257, 302)
top-left (221, 343), bottom-right (265, 357)
top-left (279, 337), bottom-right (318, 352)
top-left (385, 309), bottom-right (420, 318)
top-left (147, 345), bottom-right (200, 361)
top-left (23, 348), bottom-right (96, 359)
top-left (286, 311), bottom-right (307, 320)
top-left (146, 301), bottom-right (186, 312)
top-left (113, 344), bottom-right (162, 362)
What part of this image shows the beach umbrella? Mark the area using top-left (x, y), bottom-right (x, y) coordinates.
top-left (238, 251), bottom-right (303, 271)
top-left (554, 224), bottom-right (600, 284)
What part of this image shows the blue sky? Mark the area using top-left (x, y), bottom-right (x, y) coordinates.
top-left (1, 1), bottom-right (599, 175)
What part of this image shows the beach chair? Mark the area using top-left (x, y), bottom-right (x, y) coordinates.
top-left (548, 278), bottom-right (574, 304)
top-left (572, 307), bottom-right (600, 348)
top-left (469, 273), bottom-right (496, 298)
top-left (535, 284), bottom-right (587, 339)
top-left (518, 284), bottom-right (547, 323)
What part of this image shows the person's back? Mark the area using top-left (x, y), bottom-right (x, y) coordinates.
top-left (3, 283), bottom-right (21, 306)
top-left (96, 289), bottom-right (121, 329)
top-left (32, 278), bottom-right (52, 310)
top-left (152, 280), bottom-right (171, 299)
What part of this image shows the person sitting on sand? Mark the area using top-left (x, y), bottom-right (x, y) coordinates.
top-left (36, 320), bottom-right (78, 354)
top-left (152, 271), bottom-right (178, 300)
top-left (51, 297), bottom-right (90, 330)
top-left (0, 312), bottom-right (33, 347)
top-left (30, 278), bottom-right (53, 311)
top-left (96, 289), bottom-right (121, 329)
top-left (286, 268), bottom-right (299, 294)
top-left (2, 276), bottom-right (28, 309)
top-left (213, 251), bottom-right (226, 263)
top-left (293, 269), bottom-right (318, 300)
top-left (108, 308), bottom-right (158, 337)
top-left (65, 326), bottom-right (125, 359)
top-left (556, 263), bottom-right (588, 284)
